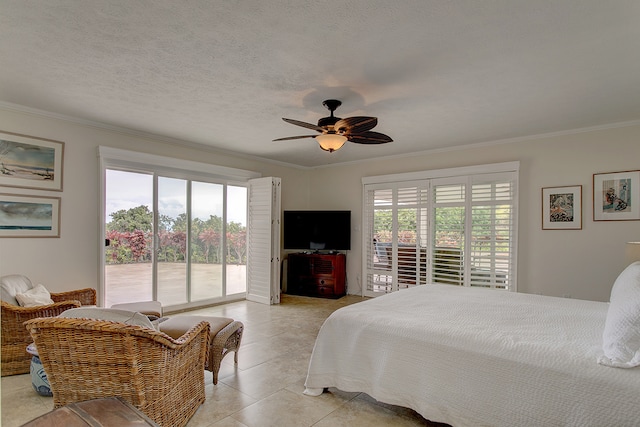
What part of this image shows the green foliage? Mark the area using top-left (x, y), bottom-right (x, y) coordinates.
top-left (105, 205), bottom-right (246, 265)
top-left (372, 204), bottom-right (512, 257)
top-left (107, 205), bottom-right (153, 233)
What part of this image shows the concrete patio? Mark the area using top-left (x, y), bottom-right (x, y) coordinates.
top-left (105, 262), bottom-right (246, 308)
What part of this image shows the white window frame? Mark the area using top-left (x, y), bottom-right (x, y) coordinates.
top-left (362, 161), bottom-right (519, 297)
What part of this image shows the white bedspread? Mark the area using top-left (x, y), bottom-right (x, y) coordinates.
top-left (304, 284), bottom-right (640, 427)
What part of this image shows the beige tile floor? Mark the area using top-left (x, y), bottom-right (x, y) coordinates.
top-left (1, 294), bottom-right (444, 427)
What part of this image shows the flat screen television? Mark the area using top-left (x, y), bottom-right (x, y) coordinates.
top-left (283, 210), bottom-right (351, 251)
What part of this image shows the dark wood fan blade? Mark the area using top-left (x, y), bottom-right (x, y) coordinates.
top-left (282, 118), bottom-right (325, 133)
top-left (272, 135), bottom-right (317, 141)
top-left (348, 131), bottom-right (393, 144)
top-left (334, 116), bottom-right (378, 133)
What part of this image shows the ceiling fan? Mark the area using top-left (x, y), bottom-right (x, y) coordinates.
top-left (273, 99), bottom-right (393, 153)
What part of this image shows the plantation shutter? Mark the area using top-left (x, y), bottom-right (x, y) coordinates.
top-left (468, 173), bottom-right (516, 289)
top-left (396, 185), bottom-right (429, 289)
top-left (431, 173), bottom-right (516, 289)
top-left (431, 179), bottom-right (466, 286)
top-left (363, 163), bottom-right (518, 297)
top-left (365, 186), bottom-right (393, 295)
top-left (364, 181), bottom-right (429, 295)
top-left (246, 177), bottom-right (281, 304)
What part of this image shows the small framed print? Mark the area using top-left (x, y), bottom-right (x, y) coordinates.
top-left (0, 193), bottom-right (61, 237)
top-left (542, 185), bottom-right (582, 230)
top-left (0, 131), bottom-right (64, 191)
top-left (593, 170), bottom-right (640, 221)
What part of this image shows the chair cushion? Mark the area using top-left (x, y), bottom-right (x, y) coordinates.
top-left (159, 315), bottom-right (233, 340)
top-left (0, 274), bottom-right (33, 306)
top-left (15, 284), bottom-right (55, 307)
top-left (111, 301), bottom-right (163, 318)
top-left (59, 308), bottom-right (156, 330)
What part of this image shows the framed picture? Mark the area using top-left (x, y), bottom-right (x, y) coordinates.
top-left (0, 131), bottom-right (64, 191)
top-left (593, 170), bottom-right (640, 221)
top-left (542, 185), bottom-right (582, 230)
top-left (0, 193), bottom-right (61, 237)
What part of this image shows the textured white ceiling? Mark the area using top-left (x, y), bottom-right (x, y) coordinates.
top-left (1, 1), bottom-right (639, 168)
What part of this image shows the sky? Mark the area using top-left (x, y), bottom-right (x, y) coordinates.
top-left (105, 170), bottom-right (247, 225)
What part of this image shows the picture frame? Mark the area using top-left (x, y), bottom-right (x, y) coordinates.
top-left (0, 193), bottom-right (61, 237)
top-left (542, 185), bottom-right (582, 230)
top-left (0, 131), bottom-right (64, 191)
top-left (593, 170), bottom-right (640, 221)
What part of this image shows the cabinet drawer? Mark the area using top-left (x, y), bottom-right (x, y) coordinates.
top-left (313, 278), bottom-right (334, 287)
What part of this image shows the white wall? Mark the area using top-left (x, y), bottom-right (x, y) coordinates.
top-left (306, 123), bottom-right (640, 301)
top-left (1, 106), bottom-right (639, 303)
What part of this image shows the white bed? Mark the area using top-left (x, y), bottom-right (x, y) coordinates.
top-left (304, 263), bottom-right (640, 427)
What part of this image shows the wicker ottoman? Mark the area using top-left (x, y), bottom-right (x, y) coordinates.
top-left (159, 316), bottom-right (243, 384)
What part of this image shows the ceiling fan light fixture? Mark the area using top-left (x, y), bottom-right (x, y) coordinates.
top-left (275, 99), bottom-right (392, 151)
top-left (315, 133), bottom-right (347, 153)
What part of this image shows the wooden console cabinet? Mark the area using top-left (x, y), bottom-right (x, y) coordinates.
top-left (287, 253), bottom-right (346, 299)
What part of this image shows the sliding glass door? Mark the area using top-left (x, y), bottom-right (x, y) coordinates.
top-left (225, 185), bottom-right (247, 295)
top-left (104, 170), bottom-right (153, 306)
top-left (157, 176), bottom-right (188, 305)
top-left (104, 169), bottom-right (247, 309)
top-left (190, 181), bottom-right (224, 301)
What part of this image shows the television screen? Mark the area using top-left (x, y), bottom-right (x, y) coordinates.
top-left (283, 210), bottom-right (351, 251)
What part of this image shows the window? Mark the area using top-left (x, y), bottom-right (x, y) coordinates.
top-left (363, 162), bottom-right (518, 297)
top-left (99, 147), bottom-right (261, 310)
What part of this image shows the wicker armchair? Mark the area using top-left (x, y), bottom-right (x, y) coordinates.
top-left (25, 316), bottom-right (210, 427)
top-left (1, 275), bottom-right (97, 376)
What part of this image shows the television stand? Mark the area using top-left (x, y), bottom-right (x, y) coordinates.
top-left (286, 253), bottom-right (346, 299)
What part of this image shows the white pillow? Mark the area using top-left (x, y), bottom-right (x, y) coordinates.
top-left (598, 261), bottom-right (640, 368)
top-left (59, 307), bottom-right (156, 330)
top-left (1, 274), bottom-right (34, 306)
top-left (15, 284), bottom-right (54, 307)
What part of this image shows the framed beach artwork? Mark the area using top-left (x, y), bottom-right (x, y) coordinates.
top-left (542, 185), bottom-right (582, 230)
top-left (593, 170), bottom-right (640, 221)
top-left (0, 131), bottom-right (64, 191)
top-left (0, 193), bottom-right (61, 237)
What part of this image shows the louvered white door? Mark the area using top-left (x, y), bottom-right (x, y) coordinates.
top-left (246, 177), bottom-right (281, 304)
top-left (363, 166), bottom-right (517, 297)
